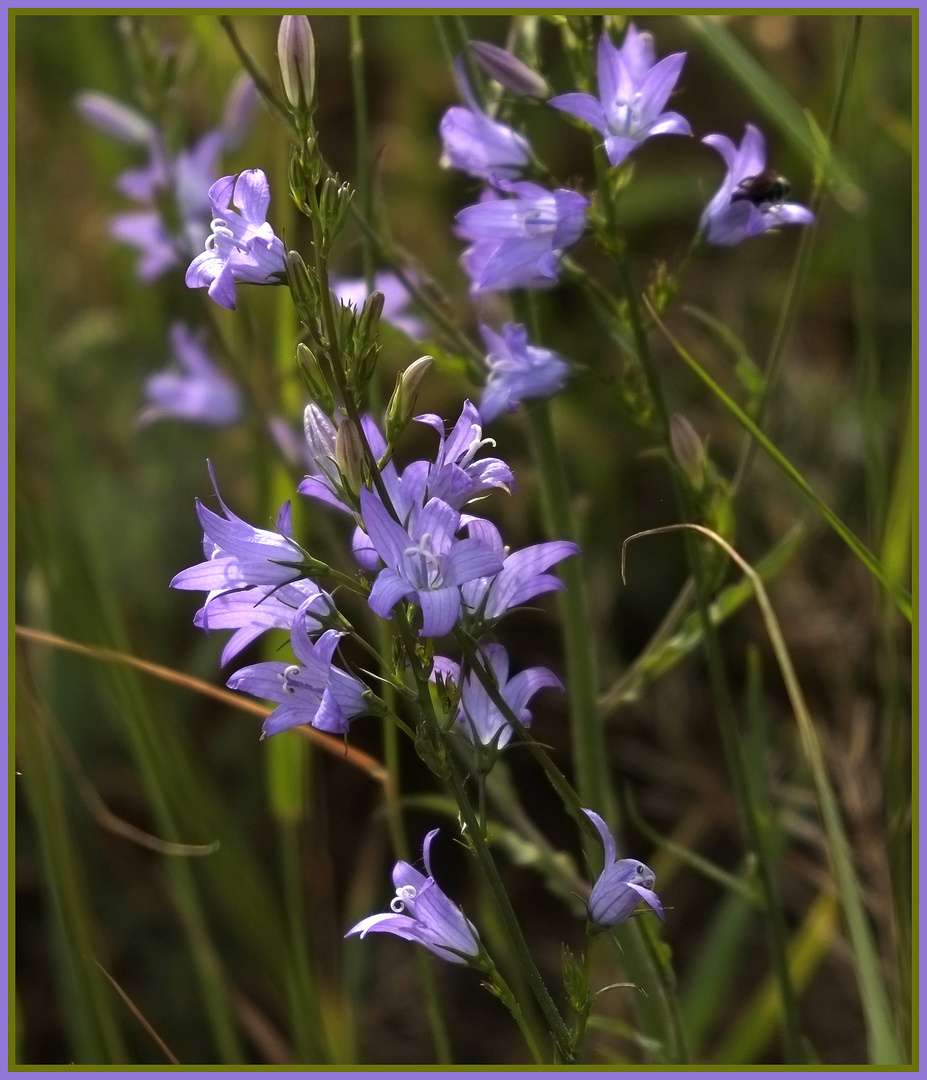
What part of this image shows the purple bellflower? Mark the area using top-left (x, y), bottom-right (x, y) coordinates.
top-left (700, 124), bottom-right (815, 246)
top-left (456, 179), bottom-right (589, 293)
top-left (360, 487), bottom-right (503, 637)
top-left (460, 518), bottom-right (578, 623)
top-left (439, 58), bottom-right (532, 182)
top-left (186, 170), bottom-right (288, 309)
top-left (195, 579), bottom-right (331, 668)
top-left (228, 618), bottom-right (368, 737)
top-left (138, 323), bottom-right (242, 427)
top-left (407, 401), bottom-right (515, 510)
top-left (583, 808), bottom-right (664, 927)
top-left (550, 26), bottom-right (691, 169)
top-left (171, 464), bottom-right (308, 596)
top-left (331, 272), bottom-right (427, 340)
top-left (433, 643), bottom-right (562, 749)
top-left (346, 830), bottom-right (481, 965)
top-left (478, 322), bottom-right (571, 423)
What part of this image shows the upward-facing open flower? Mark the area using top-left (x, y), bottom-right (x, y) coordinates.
top-left (228, 618), bottom-right (368, 737)
top-left (361, 488), bottom-right (503, 637)
top-left (456, 179), bottom-right (589, 293)
top-left (550, 26), bottom-right (691, 168)
top-left (346, 830), bottom-right (481, 965)
top-left (439, 58), bottom-right (531, 182)
top-left (583, 808), bottom-right (664, 927)
top-left (478, 322), bottom-right (571, 423)
top-left (171, 464), bottom-right (308, 595)
top-left (700, 124), bottom-right (815, 246)
top-left (433, 644), bottom-right (562, 749)
top-left (186, 170), bottom-right (288, 309)
top-left (138, 323), bottom-right (242, 427)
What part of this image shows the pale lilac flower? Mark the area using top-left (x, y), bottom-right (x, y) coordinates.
top-left (433, 643), bottom-right (562, 748)
top-left (456, 179), bottom-right (589, 292)
top-left (407, 401), bottom-right (514, 509)
top-left (227, 620), bottom-right (368, 737)
top-left (469, 41), bottom-right (550, 100)
top-left (195, 579), bottom-right (331, 668)
top-left (440, 59), bottom-right (531, 181)
top-left (185, 170), bottom-right (288, 309)
top-left (346, 830), bottom-right (481, 965)
top-left (700, 124), bottom-right (815, 246)
top-left (478, 323), bottom-right (570, 422)
top-left (138, 323), bottom-right (242, 427)
top-left (550, 26), bottom-right (691, 168)
top-left (171, 464), bottom-right (308, 595)
top-left (361, 488), bottom-right (503, 637)
top-left (331, 272), bottom-right (427, 339)
top-left (583, 808), bottom-right (664, 927)
top-left (460, 518), bottom-right (578, 621)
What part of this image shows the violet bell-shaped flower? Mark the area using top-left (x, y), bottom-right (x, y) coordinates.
top-left (456, 179), bottom-right (589, 293)
top-left (478, 322), bottom-right (571, 423)
top-left (171, 463), bottom-right (310, 596)
top-left (433, 644), bottom-right (562, 749)
top-left (550, 26), bottom-right (691, 168)
top-left (439, 58), bottom-right (532, 181)
top-left (138, 323), bottom-right (242, 427)
top-left (228, 617), bottom-right (369, 737)
top-left (583, 808), bottom-right (664, 927)
top-left (346, 829), bottom-right (481, 965)
top-left (186, 170), bottom-right (288, 309)
top-left (700, 124), bottom-right (815, 246)
top-left (406, 401), bottom-right (514, 510)
top-left (195, 579), bottom-right (331, 668)
top-left (460, 518), bottom-right (578, 622)
top-left (360, 488), bottom-right (503, 637)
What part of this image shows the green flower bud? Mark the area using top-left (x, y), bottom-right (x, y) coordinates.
top-left (670, 413), bottom-right (706, 491)
top-left (386, 355), bottom-right (434, 444)
top-left (286, 250), bottom-right (317, 323)
top-left (335, 418), bottom-right (367, 499)
top-left (296, 343), bottom-right (335, 414)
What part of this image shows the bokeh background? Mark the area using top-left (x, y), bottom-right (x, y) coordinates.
top-left (15, 12), bottom-right (912, 1066)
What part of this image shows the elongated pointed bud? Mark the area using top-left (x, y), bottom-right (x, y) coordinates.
top-left (670, 413), bottom-right (706, 491)
top-left (335, 418), bottom-right (367, 499)
top-left (286, 250), bottom-right (317, 320)
top-left (386, 355), bottom-right (434, 444)
top-left (469, 41), bottom-right (549, 99)
top-left (277, 15), bottom-right (316, 113)
top-left (297, 345), bottom-right (335, 414)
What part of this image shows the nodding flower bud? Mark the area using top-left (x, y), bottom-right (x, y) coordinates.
top-left (670, 414), bottom-right (706, 491)
top-left (386, 355), bottom-right (434, 444)
top-left (277, 15), bottom-right (316, 114)
top-left (469, 40), bottom-right (550, 99)
top-left (335, 418), bottom-right (367, 499)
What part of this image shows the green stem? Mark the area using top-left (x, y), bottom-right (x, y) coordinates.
top-left (613, 245), bottom-right (805, 1063)
top-left (487, 963), bottom-right (546, 1065)
top-left (394, 612), bottom-right (572, 1062)
top-left (524, 402), bottom-right (613, 820)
